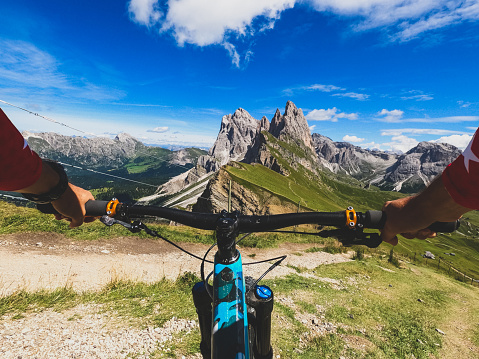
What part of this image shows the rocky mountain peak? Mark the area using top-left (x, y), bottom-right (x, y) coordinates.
top-left (208, 107), bottom-right (259, 166)
top-left (115, 133), bottom-right (138, 143)
top-left (259, 116), bottom-right (270, 132)
top-left (268, 101), bottom-right (315, 153)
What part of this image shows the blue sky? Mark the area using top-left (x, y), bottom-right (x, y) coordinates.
top-left (1, 0), bottom-right (479, 152)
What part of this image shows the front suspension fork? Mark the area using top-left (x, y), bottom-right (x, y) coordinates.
top-left (192, 279), bottom-right (274, 359)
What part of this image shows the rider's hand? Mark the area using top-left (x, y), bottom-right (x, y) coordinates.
top-left (51, 183), bottom-right (96, 228)
top-left (380, 196), bottom-right (436, 246)
top-left (380, 176), bottom-right (467, 246)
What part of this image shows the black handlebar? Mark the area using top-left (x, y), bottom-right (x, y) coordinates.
top-left (83, 200), bottom-right (459, 233)
top-left (36, 200), bottom-right (459, 249)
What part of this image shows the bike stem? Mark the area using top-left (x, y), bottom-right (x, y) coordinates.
top-left (215, 210), bottom-right (240, 264)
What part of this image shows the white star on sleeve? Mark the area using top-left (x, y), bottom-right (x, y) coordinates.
top-left (462, 132), bottom-right (479, 173)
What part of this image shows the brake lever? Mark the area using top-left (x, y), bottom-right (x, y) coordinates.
top-left (326, 227), bottom-right (383, 249)
top-left (100, 215), bottom-right (142, 233)
top-left (339, 232), bottom-right (382, 248)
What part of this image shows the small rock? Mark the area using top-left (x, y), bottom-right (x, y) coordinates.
top-left (100, 250), bottom-right (110, 254)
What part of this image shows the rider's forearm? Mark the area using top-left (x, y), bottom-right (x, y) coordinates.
top-left (381, 175), bottom-right (469, 245)
top-left (15, 160), bottom-right (61, 195)
top-left (408, 175), bottom-right (469, 224)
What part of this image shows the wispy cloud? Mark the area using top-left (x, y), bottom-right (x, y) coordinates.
top-left (283, 83), bottom-right (368, 101)
top-left (0, 39), bottom-right (125, 102)
top-left (401, 90), bottom-right (433, 101)
top-left (380, 128), bottom-right (470, 136)
top-left (332, 92), bottom-right (370, 101)
top-left (406, 116), bottom-right (479, 123)
top-left (282, 83), bottom-right (344, 96)
top-left (147, 126), bottom-right (169, 133)
top-left (306, 107), bottom-right (358, 122)
top-left (457, 100), bottom-right (479, 108)
top-left (376, 108), bottom-right (479, 123)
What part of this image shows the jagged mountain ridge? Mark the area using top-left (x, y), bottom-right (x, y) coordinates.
top-left (376, 141), bottom-right (462, 192)
top-left (312, 133), bottom-right (461, 191)
top-left (144, 101), bottom-right (463, 209)
top-left (147, 101), bottom-right (323, 207)
top-left (312, 133), bottom-right (398, 182)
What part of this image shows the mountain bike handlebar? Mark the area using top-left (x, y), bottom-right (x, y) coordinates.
top-left (83, 199), bottom-right (459, 235)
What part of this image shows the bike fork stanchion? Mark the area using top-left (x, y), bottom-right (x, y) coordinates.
top-left (192, 282), bottom-right (212, 359)
top-left (247, 284), bottom-right (274, 359)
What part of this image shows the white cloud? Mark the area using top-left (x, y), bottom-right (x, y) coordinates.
top-left (404, 115), bottom-right (479, 123)
top-left (282, 83), bottom-right (345, 96)
top-left (385, 135), bottom-right (419, 153)
top-left (359, 138), bottom-right (417, 153)
top-left (430, 134), bottom-right (473, 150)
top-left (128, 0), bottom-right (163, 26)
top-left (380, 128), bottom-right (469, 136)
top-left (377, 110), bottom-right (479, 124)
top-left (377, 109), bottom-right (404, 122)
top-left (148, 126), bottom-right (169, 133)
top-left (163, 0), bottom-right (294, 46)
top-left (343, 135), bottom-right (365, 143)
top-left (306, 107), bottom-right (358, 122)
top-left (401, 90), bottom-right (433, 101)
top-left (332, 92), bottom-right (370, 101)
top-left (310, 0), bottom-right (479, 42)
top-left (158, 0), bottom-right (294, 67)
top-left (128, 0), bottom-right (479, 65)
top-left (304, 84), bottom-right (344, 92)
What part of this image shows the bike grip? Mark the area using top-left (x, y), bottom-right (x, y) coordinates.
top-left (365, 210), bottom-right (460, 233)
top-left (85, 200), bottom-right (110, 216)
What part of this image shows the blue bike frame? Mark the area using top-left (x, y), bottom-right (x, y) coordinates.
top-left (212, 252), bottom-right (249, 358)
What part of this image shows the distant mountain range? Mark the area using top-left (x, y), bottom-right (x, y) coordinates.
top-left (22, 131), bottom-right (206, 201)
top-left (19, 101), bottom-right (462, 207)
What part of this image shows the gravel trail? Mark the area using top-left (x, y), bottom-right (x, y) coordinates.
top-left (0, 232), bottom-right (351, 358)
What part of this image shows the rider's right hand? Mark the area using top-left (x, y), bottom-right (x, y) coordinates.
top-left (380, 196), bottom-right (437, 246)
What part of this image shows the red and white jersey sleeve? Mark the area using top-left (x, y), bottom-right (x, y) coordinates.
top-left (442, 128), bottom-right (479, 210)
top-left (0, 108), bottom-right (42, 191)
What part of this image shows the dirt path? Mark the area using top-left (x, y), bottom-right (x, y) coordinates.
top-left (0, 232), bottom-right (351, 296)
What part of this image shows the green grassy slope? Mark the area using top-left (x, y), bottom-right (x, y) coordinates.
top-left (223, 134), bottom-right (479, 280)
